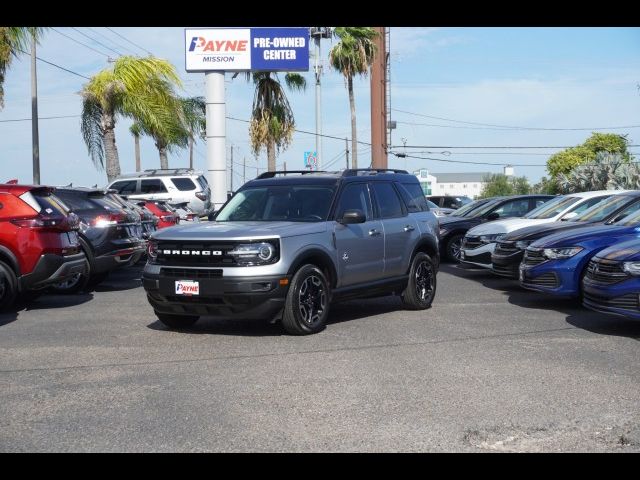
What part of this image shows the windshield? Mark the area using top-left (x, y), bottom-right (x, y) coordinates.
top-left (523, 195), bottom-right (578, 219)
top-left (216, 185), bottom-right (336, 222)
top-left (615, 207), bottom-right (640, 227)
top-left (452, 199), bottom-right (490, 217)
top-left (568, 195), bottom-right (633, 223)
top-left (465, 198), bottom-right (503, 218)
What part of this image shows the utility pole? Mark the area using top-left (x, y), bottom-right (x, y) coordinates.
top-left (370, 26), bottom-right (388, 169)
top-left (243, 156), bottom-right (246, 185)
top-left (310, 27), bottom-right (332, 170)
top-left (345, 137), bottom-right (350, 169)
top-left (229, 145), bottom-right (233, 193)
top-left (31, 31), bottom-right (40, 185)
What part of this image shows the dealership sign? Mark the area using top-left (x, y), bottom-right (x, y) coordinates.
top-left (185, 28), bottom-right (309, 72)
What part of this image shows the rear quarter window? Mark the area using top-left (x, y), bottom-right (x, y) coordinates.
top-left (171, 177), bottom-right (197, 191)
top-left (396, 182), bottom-right (429, 213)
top-left (55, 191), bottom-right (100, 211)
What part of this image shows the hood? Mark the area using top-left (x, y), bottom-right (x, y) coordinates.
top-left (468, 217), bottom-right (552, 236)
top-left (530, 224), bottom-right (637, 249)
top-left (151, 220), bottom-right (327, 241)
top-left (594, 238), bottom-right (640, 262)
top-left (501, 220), bottom-right (595, 242)
top-left (438, 215), bottom-right (482, 228)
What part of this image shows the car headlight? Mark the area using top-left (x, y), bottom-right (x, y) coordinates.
top-left (543, 246), bottom-right (583, 259)
top-left (147, 240), bottom-right (158, 261)
top-left (439, 227), bottom-right (449, 236)
top-left (479, 233), bottom-right (506, 244)
top-left (227, 241), bottom-right (279, 266)
top-left (622, 262), bottom-right (640, 276)
top-left (515, 240), bottom-right (532, 250)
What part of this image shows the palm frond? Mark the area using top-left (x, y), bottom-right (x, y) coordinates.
top-left (80, 96), bottom-right (105, 169)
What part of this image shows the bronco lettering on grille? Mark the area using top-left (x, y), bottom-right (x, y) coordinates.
top-left (162, 249), bottom-right (222, 256)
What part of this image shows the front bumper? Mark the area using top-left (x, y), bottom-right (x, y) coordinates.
top-left (460, 242), bottom-right (495, 269)
top-left (491, 249), bottom-right (524, 279)
top-left (142, 265), bottom-right (290, 319)
top-left (519, 259), bottom-right (577, 297)
top-left (582, 277), bottom-right (640, 320)
top-left (19, 252), bottom-right (87, 291)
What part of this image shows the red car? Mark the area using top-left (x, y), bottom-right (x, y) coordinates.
top-left (138, 200), bottom-right (180, 229)
top-left (0, 184), bottom-right (87, 310)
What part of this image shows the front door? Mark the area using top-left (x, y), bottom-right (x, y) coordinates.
top-left (333, 183), bottom-right (385, 287)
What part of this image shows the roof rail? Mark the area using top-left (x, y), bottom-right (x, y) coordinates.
top-left (256, 170), bottom-right (326, 179)
top-left (120, 168), bottom-right (199, 177)
top-left (341, 168), bottom-right (410, 177)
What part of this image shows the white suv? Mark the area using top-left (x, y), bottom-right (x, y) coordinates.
top-left (106, 169), bottom-right (212, 216)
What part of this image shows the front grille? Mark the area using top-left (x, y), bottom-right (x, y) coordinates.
top-left (462, 235), bottom-right (482, 249)
top-left (492, 263), bottom-right (518, 277)
top-left (584, 258), bottom-right (630, 285)
top-left (494, 241), bottom-right (519, 256)
top-left (156, 241), bottom-right (240, 266)
top-left (527, 272), bottom-right (558, 288)
top-left (161, 267), bottom-right (223, 279)
top-left (523, 249), bottom-right (546, 266)
top-left (584, 291), bottom-right (638, 310)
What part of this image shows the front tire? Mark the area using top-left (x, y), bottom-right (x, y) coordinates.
top-left (281, 264), bottom-right (330, 335)
top-left (403, 252), bottom-right (437, 310)
top-left (0, 260), bottom-right (18, 312)
top-left (445, 234), bottom-right (464, 262)
top-left (156, 312), bottom-right (200, 330)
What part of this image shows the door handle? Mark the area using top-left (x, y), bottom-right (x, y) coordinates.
top-left (404, 225), bottom-right (415, 232)
top-left (369, 229), bottom-right (381, 236)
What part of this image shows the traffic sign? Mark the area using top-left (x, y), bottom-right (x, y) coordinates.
top-left (304, 151), bottom-right (318, 169)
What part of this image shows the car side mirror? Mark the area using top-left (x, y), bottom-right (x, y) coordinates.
top-left (561, 211), bottom-right (578, 221)
top-left (487, 212), bottom-right (500, 221)
top-left (339, 209), bottom-right (366, 224)
top-left (208, 209), bottom-right (219, 221)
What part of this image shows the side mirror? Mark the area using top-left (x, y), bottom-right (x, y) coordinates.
top-left (487, 212), bottom-right (500, 221)
top-left (339, 209), bottom-right (366, 224)
top-left (561, 211), bottom-right (578, 221)
top-left (208, 209), bottom-right (219, 221)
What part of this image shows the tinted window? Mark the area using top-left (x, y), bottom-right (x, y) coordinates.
top-left (32, 192), bottom-right (69, 215)
top-left (336, 183), bottom-right (373, 220)
top-left (565, 195), bottom-right (610, 217)
top-left (524, 195), bottom-right (578, 219)
top-left (171, 177), bottom-right (197, 191)
top-left (110, 180), bottom-right (137, 195)
top-left (569, 195), bottom-right (635, 223)
top-left (396, 182), bottom-right (428, 213)
top-left (140, 179), bottom-right (167, 194)
top-left (608, 199), bottom-right (640, 224)
top-left (372, 182), bottom-right (404, 219)
top-left (492, 199), bottom-right (531, 218)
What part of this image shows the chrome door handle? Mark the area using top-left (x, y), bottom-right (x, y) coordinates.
top-left (404, 225), bottom-right (415, 232)
top-left (369, 229), bottom-right (381, 236)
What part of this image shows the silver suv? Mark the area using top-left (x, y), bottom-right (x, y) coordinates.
top-left (106, 168), bottom-right (212, 216)
top-left (142, 169), bottom-right (440, 335)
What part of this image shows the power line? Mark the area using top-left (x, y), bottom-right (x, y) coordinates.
top-left (399, 144), bottom-right (640, 149)
top-left (0, 115), bottom-right (80, 123)
top-left (394, 119), bottom-right (640, 131)
top-left (392, 108), bottom-right (640, 132)
top-left (15, 47), bottom-right (90, 80)
top-left (85, 27), bottom-right (139, 56)
top-left (50, 28), bottom-right (112, 59)
top-left (70, 27), bottom-right (123, 57)
top-left (104, 27), bottom-right (153, 56)
top-left (390, 152), bottom-right (546, 167)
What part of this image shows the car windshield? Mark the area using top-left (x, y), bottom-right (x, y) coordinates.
top-left (465, 198), bottom-right (504, 218)
top-left (567, 195), bottom-right (633, 223)
top-left (451, 199), bottom-right (490, 217)
top-left (523, 195), bottom-right (578, 219)
top-left (612, 207), bottom-right (640, 227)
top-left (215, 185), bottom-right (336, 222)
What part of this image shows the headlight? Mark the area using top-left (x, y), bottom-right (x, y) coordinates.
top-left (515, 240), bottom-right (532, 250)
top-left (622, 262), bottom-right (640, 276)
top-left (479, 233), bottom-right (506, 244)
top-left (439, 227), bottom-right (449, 236)
top-left (543, 247), bottom-right (583, 259)
top-left (147, 240), bottom-right (158, 261)
top-left (227, 241), bottom-right (278, 266)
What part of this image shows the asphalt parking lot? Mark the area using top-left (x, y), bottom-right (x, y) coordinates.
top-left (1, 263), bottom-right (639, 452)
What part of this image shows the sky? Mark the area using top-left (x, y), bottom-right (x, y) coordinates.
top-left (1, 27), bottom-right (639, 189)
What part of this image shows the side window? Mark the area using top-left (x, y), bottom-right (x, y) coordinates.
top-left (110, 180), bottom-right (137, 195)
top-left (492, 199), bottom-right (530, 218)
top-left (610, 200), bottom-right (640, 223)
top-left (533, 198), bottom-right (547, 208)
top-left (140, 179), bottom-right (167, 194)
top-left (568, 196), bottom-right (609, 216)
top-left (396, 182), bottom-right (428, 213)
top-left (371, 182), bottom-right (405, 219)
top-left (171, 177), bottom-right (197, 191)
top-left (336, 183), bottom-right (372, 221)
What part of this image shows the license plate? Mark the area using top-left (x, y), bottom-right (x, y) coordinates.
top-left (175, 280), bottom-right (199, 296)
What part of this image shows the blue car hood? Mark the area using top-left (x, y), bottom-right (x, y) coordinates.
top-left (594, 238), bottom-right (640, 262)
top-left (530, 224), bottom-right (639, 248)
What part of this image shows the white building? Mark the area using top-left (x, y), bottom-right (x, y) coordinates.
top-left (414, 169), bottom-right (493, 199)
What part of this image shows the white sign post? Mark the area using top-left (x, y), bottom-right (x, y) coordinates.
top-left (205, 72), bottom-right (227, 210)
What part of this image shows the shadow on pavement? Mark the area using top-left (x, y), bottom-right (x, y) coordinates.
top-left (0, 311), bottom-right (18, 327)
top-left (91, 266), bottom-right (144, 293)
top-left (565, 312), bottom-right (640, 341)
top-left (21, 293), bottom-right (95, 311)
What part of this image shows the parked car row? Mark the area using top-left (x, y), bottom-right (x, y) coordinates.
top-left (0, 180), bottom-right (199, 311)
top-left (443, 190), bottom-right (640, 323)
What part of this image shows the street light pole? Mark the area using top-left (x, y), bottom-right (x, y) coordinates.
top-left (310, 27), bottom-right (332, 171)
top-left (31, 31), bottom-right (40, 185)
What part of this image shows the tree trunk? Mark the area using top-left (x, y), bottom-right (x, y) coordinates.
top-left (348, 75), bottom-right (357, 169)
top-left (134, 134), bottom-right (141, 172)
top-left (158, 143), bottom-right (169, 169)
top-left (103, 112), bottom-right (121, 182)
top-left (267, 140), bottom-right (276, 172)
top-left (189, 137), bottom-right (194, 169)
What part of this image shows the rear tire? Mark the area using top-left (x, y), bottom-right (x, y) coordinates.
top-left (403, 252), bottom-right (437, 310)
top-left (156, 312), bottom-right (200, 330)
top-left (49, 257), bottom-right (90, 294)
top-left (281, 264), bottom-right (330, 335)
top-left (0, 261), bottom-right (18, 312)
top-left (445, 234), bottom-right (464, 263)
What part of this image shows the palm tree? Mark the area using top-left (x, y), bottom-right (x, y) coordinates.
top-left (0, 27), bottom-right (46, 108)
top-left (129, 122), bottom-right (143, 172)
top-left (247, 72), bottom-right (306, 171)
top-left (328, 27), bottom-right (378, 168)
top-left (179, 96), bottom-right (206, 169)
top-left (80, 56), bottom-right (182, 181)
